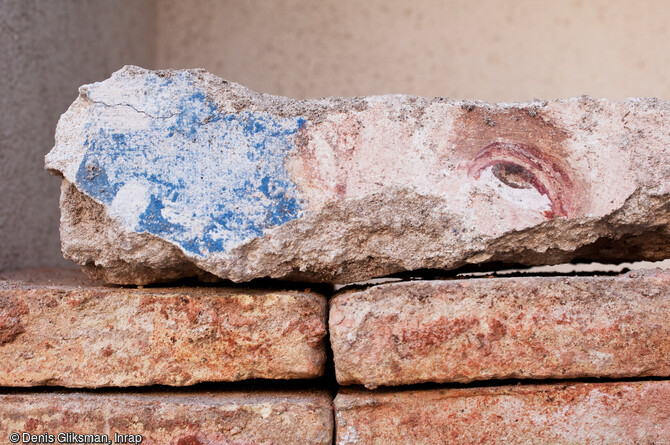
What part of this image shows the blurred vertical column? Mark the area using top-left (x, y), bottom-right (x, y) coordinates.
top-left (0, 0), bottom-right (155, 272)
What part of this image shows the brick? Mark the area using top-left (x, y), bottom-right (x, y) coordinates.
top-left (0, 269), bottom-right (326, 387)
top-left (0, 390), bottom-right (332, 444)
top-left (334, 381), bottom-right (670, 444)
top-left (330, 269), bottom-right (670, 387)
top-left (46, 66), bottom-right (670, 285)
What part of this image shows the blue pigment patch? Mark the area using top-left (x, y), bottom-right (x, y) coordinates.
top-left (75, 72), bottom-right (306, 256)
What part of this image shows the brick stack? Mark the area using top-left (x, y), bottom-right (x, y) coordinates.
top-left (7, 66), bottom-right (668, 443)
top-left (0, 269), bottom-right (333, 444)
top-left (330, 272), bottom-right (670, 444)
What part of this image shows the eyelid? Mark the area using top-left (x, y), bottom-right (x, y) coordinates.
top-left (466, 142), bottom-right (573, 219)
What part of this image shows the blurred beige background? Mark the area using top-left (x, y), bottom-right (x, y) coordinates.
top-left (156, 0), bottom-right (670, 101)
top-left (2, 0), bottom-right (670, 271)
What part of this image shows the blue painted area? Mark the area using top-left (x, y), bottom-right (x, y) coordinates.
top-left (75, 71), bottom-right (306, 256)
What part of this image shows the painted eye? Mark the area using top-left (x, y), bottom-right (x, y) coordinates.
top-left (467, 142), bottom-right (573, 218)
top-left (491, 163), bottom-right (534, 189)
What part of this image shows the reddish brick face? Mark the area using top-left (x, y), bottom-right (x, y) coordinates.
top-left (0, 272), bottom-right (327, 387)
top-left (335, 381), bottom-right (670, 444)
top-left (330, 269), bottom-right (670, 388)
top-left (0, 392), bottom-right (333, 445)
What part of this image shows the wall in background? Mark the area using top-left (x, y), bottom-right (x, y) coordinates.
top-left (156, 0), bottom-right (670, 101)
top-left (0, 0), bottom-right (155, 271)
top-left (2, 0), bottom-right (670, 271)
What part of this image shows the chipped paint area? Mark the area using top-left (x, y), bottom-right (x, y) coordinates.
top-left (470, 166), bottom-right (552, 215)
top-left (73, 71), bottom-right (306, 256)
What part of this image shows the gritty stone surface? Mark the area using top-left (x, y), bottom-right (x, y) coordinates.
top-left (0, 269), bottom-right (326, 387)
top-left (47, 66), bottom-right (670, 284)
top-left (0, 390), bottom-right (333, 445)
top-left (330, 269), bottom-right (670, 388)
top-left (334, 381), bottom-right (670, 444)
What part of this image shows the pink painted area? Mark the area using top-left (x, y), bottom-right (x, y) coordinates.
top-left (287, 101), bottom-right (575, 236)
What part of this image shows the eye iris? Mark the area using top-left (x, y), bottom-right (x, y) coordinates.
top-left (466, 141), bottom-right (573, 218)
top-left (492, 163), bottom-right (534, 189)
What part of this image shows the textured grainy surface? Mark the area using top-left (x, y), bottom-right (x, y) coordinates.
top-left (0, 390), bottom-right (333, 445)
top-left (330, 269), bottom-right (670, 388)
top-left (47, 66), bottom-right (670, 284)
top-left (335, 381), bottom-right (670, 444)
top-left (0, 269), bottom-right (326, 387)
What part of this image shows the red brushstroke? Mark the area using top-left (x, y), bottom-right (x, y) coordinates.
top-left (467, 142), bottom-right (573, 218)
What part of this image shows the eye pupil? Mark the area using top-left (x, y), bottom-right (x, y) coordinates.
top-left (492, 163), bottom-right (534, 189)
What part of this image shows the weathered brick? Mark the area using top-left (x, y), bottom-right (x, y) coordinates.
top-left (0, 269), bottom-right (326, 387)
top-left (331, 269), bottom-right (670, 387)
top-left (0, 390), bottom-right (333, 444)
top-left (335, 381), bottom-right (670, 444)
top-left (46, 66), bottom-right (670, 285)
